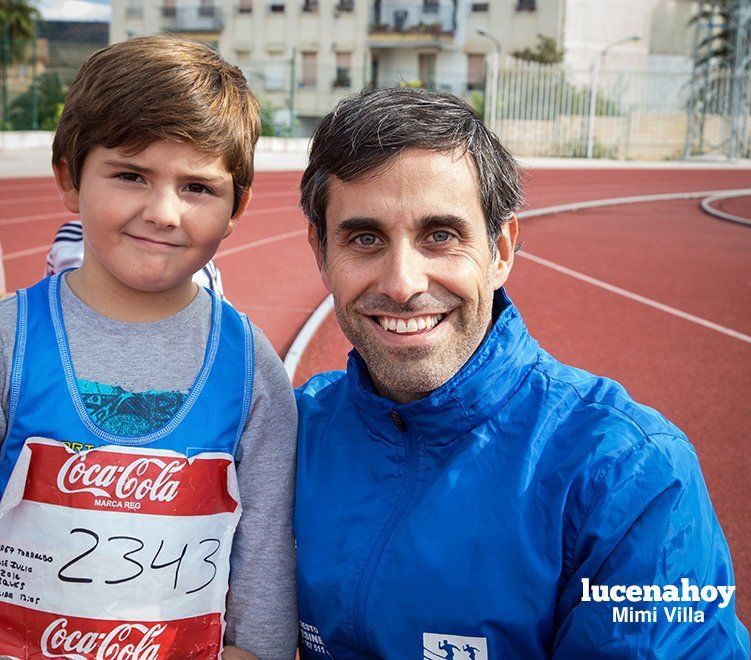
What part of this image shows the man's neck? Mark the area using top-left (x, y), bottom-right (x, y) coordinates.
top-left (66, 263), bottom-right (198, 323)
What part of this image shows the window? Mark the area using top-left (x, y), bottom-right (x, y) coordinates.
top-left (265, 61), bottom-right (285, 90)
top-left (301, 51), bottom-right (317, 87)
top-left (423, 0), bottom-right (439, 12)
top-left (516, 0), bottom-right (536, 10)
top-left (199, 0), bottom-right (216, 17)
top-left (238, 0), bottom-right (252, 12)
top-left (303, 0), bottom-right (318, 11)
top-left (470, 2), bottom-right (488, 11)
top-left (162, 0), bottom-right (176, 17)
top-left (336, 0), bottom-right (354, 10)
top-left (418, 53), bottom-right (436, 89)
top-left (334, 52), bottom-right (352, 87)
top-left (467, 53), bottom-right (484, 91)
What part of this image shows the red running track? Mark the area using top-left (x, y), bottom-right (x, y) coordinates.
top-left (1, 167), bottom-right (750, 624)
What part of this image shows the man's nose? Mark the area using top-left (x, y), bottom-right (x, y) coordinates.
top-left (143, 189), bottom-right (181, 229)
top-left (378, 242), bottom-right (430, 303)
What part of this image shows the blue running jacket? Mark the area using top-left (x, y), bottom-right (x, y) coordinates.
top-left (294, 290), bottom-right (749, 659)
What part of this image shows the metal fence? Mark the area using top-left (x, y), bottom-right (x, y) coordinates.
top-left (483, 56), bottom-right (751, 160)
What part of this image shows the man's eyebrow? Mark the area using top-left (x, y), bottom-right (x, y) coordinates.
top-left (333, 217), bottom-right (384, 236)
top-left (417, 215), bottom-right (474, 233)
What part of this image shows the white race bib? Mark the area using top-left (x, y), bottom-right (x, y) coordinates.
top-left (0, 438), bottom-right (241, 659)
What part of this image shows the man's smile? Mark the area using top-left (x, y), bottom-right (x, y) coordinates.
top-left (374, 313), bottom-right (446, 334)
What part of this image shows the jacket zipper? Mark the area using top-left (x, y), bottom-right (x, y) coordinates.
top-left (351, 422), bottom-right (419, 652)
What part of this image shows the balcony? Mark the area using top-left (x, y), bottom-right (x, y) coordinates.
top-left (369, 0), bottom-right (456, 45)
top-left (161, 5), bottom-right (223, 32)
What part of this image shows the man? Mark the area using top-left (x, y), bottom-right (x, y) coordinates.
top-left (294, 88), bottom-right (748, 658)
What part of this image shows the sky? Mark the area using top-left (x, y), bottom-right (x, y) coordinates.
top-left (37, 0), bottom-right (111, 21)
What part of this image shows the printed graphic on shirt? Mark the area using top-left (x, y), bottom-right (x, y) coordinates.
top-left (423, 633), bottom-right (488, 660)
top-left (299, 620), bottom-right (331, 656)
top-left (78, 378), bottom-right (187, 435)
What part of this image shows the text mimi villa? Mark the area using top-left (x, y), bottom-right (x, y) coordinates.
top-left (581, 578), bottom-right (737, 624)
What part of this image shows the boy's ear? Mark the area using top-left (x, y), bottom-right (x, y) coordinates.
top-left (492, 214), bottom-right (518, 290)
top-left (224, 188), bottom-right (252, 238)
top-left (52, 159), bottom-right (80, 215)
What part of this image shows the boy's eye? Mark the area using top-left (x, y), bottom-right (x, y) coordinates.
top-left (117, 172), bottom-right (142, 183)
top-left (186, 183), bottom-right (212, 195)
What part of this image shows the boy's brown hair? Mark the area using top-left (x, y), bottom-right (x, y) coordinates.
top-left (52, 35), bottom-right (260, 215)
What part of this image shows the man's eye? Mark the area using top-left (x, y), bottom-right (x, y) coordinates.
top-left (354, 234), bottom-right (379, 247)
top-left (430, 230), bottom-right (453, 243)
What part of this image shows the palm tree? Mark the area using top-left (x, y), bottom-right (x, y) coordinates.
top-left (1, 0), bottom-right (41, 62)
top-left (691, 0), bottom-right (750, 71)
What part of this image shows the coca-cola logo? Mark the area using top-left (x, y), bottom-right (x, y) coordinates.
top-left (40, 618), bottom-right (167, 659)
top-left (57, 454), bottom-right (185, 502)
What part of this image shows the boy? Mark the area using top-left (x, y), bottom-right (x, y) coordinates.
top-left (0, 36), bottom-right (297, 659)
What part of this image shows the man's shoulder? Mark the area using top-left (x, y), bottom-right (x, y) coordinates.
top-left (295, 370), bottom-right (348, 409)
top-left (527, 351), bottom-right (695, 479)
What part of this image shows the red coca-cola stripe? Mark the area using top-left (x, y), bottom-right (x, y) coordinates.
top-left (23, 442), bottom-right (238, 516)
top-left (0, 601), bottom-right (223, 659)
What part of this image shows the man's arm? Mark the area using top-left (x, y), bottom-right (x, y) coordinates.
top-left (554, 433), bottom-right (749, 657)
top-left (224, 326), bottom-right (298, 659)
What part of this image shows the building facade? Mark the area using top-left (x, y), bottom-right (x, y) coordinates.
top-left (110, 0), bottom-right (695, 135)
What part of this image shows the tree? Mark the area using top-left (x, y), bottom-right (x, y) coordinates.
top-left (0, 0), bottom-right (41, 62)
top-left (9, 71), bottom-right (66, 130)
top-left (511, 34), bottom-right (564, 65)
top-left (691, 0), bottom-right (751, 70)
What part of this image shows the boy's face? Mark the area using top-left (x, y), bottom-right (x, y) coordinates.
top-left (54, 140), bottom-right (246, 294)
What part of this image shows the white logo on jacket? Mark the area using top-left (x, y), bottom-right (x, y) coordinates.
top-left (423, 633), bottom-right (488, 660)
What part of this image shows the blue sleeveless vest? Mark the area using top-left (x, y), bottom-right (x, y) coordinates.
top-left (0, 273), bottom-right (254, 498)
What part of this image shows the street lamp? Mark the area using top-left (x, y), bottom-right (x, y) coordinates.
top-left (477, 28), bottom-right (502, 132)
top-left (586, 33), bottom-right (642, 159)
top-left (477, 27), bottom-right (501, 55)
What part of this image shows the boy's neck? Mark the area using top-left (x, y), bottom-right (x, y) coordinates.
top-left (66, 262), bottom-right (199, 323)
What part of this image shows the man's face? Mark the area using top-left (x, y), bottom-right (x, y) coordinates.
top-left (312, 148), bottom-right (517, 403)
top-left (54, 140), bottom-right (246, 294)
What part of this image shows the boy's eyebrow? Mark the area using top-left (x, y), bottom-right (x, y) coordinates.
top-left (101, 159), bottom-right (228, 184)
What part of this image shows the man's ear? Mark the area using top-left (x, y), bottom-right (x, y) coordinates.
top-left (307, 222), bottom-right (331, 291)
top-left (53, 159), bottom-right (80, 215)
top-left (224, 188), bottom-right (252, 238)
top-left (493, 214), bottom-right (518, 290)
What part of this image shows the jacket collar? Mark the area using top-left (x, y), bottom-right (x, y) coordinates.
top-left (346, 288), bottom-right (539, 444)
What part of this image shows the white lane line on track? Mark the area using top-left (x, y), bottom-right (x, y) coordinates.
top-left (701, 192), bottom-right (751, 227)
top-left (283, 188), bottom-right (751, 380)
top-left (0, 211), bottom-right (71, 226)
top-left (284, 294), bottom-right (336, 380)
top-left (215, 229), bottom-right (307, 258)
top-left (517, 251), bottom-right (751, 344)
top-left (3, 245), bottom-right (49, 260)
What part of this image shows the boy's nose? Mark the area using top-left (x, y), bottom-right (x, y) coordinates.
top-left (143, 190), bottom-right (181, 229)
top-left (377, 242), bottom-right (430, 303)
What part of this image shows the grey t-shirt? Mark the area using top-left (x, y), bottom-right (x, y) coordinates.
top-left (0, 276), bottom-right (298, 659)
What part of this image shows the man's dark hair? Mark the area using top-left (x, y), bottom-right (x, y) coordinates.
top-left (300, 87), bottom-right (523, 251)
